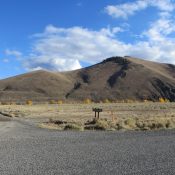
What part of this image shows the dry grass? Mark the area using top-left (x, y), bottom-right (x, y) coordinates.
top-left (1, 102), bottom-right (175, 131)
top-left (39, 123), bottom-right (62, 130)
top-left (39, 119), bottom-right (84, 131)
top-left (39, 116), bottom-right (175, 131)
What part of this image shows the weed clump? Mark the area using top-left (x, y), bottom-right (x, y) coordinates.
top-left (85, 118), bottom-right (116, 131)
top-left (64, 124), bottom-right (84, 131)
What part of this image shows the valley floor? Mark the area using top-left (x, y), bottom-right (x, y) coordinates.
top-left (0, 102), bottom-right (175, 131)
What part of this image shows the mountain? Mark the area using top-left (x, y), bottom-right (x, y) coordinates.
top-left (0, 56), bottom-right (175, 102)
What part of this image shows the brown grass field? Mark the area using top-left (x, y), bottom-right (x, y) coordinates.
top-left (1, 102), bottom-right (175, 131)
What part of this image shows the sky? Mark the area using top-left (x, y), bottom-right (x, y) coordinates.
top-left (1, 0), bottom-right (175, 79)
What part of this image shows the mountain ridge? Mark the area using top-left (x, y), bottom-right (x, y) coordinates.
top-left (0, 56), bottom-right (175, 102)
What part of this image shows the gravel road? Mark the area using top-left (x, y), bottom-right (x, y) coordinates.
top-left (0, 114), bottom-right (175, 175)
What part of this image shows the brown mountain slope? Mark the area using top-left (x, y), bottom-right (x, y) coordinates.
top-left (0, 70), bottom-right (73, 101)
top-left (0, 56), bottom-right (175, 102)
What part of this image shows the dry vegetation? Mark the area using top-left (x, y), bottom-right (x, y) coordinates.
top-left (1, 102), bottom-right (175, 131)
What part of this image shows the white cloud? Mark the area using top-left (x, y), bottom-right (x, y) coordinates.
top-left (21, 21), bottom-right (175, 72)
top-left (105, 0), bottom-right (175, 19)
top-left (143, 18), bottom-right (175, 42)
top-left (102, 0), bottom-right (175, 64)
top-left (5, 49), bottom-right (22, 57)
top-left (129, 14), bottom-right (175, 63)
top-left (105, 1), bottom-right (148, 19)
top-left (152, 0), bottom-right (175, 12)
top-left (23, 25), bottom-right (127, 71)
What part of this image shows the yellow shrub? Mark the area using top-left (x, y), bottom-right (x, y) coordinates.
top-left (159, 98), bottom-right (170, 103)
top-left (57, 100), bottom-right (63, 104)
top-left (26, 100), bottom-right (33, 105)
top-left (84, 98), bottom-right (92, 104)
top-left (159, 98), bottom-right (165, 103)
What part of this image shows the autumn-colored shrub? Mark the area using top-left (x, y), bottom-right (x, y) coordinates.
top-left (26, 100), bottom-right (33, 105)
top-left (57, 100), bottom-right (63, 104)
top-left (159, 97), bottom-right (169, 103)
top-left (84, 98), bottom-right (92, 104)
top-left (159, 98), bottom-right (165, 103)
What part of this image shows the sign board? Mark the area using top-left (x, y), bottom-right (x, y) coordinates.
top-left (92, 108), bottom-right (103, 119)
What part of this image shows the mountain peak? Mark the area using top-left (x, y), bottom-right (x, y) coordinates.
top-left (102, 56), bottom-right (131, 65)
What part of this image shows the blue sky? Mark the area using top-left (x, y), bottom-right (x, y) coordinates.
top-left (1, 0), bottom-right (175, 79)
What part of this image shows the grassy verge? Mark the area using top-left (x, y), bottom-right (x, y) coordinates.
top-left (39, 116), bottom-right (175, 131)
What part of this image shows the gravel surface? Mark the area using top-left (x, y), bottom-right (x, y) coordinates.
top-left (0, 114), bottom-right (175, 175)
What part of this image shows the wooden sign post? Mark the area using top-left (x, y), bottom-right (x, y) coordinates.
top-left (92, 108), bottom-right (103, 119)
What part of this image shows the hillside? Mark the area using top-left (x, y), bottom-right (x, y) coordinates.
top-left (0, 56), bottom-right (175, 102)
